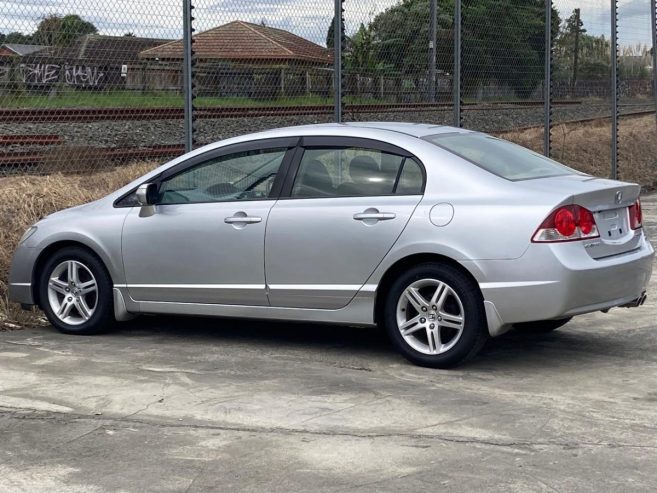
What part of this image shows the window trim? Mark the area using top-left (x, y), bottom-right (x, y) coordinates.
top-left (279, 136), bottom-right (426, 200)
top-left (113, 137), bottom-right (299, 208)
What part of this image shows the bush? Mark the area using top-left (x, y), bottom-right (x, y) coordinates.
top-left (0, 161), bottom-right (157, 327)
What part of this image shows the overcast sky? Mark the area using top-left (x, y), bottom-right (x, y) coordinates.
top-left (0, 0), bottom-right (654, 49)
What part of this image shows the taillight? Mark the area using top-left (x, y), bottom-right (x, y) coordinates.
top-left (532, 205), bottom-right (600, 243)
top-left (629, 199), bottom-right (642, 230)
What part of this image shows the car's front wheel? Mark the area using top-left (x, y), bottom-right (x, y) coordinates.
top-left (383, 263), bottom-right (488, 368)
top-left (38, 247), bottom-right (114, 335)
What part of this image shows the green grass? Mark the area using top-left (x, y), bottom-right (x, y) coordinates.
top-left (0, 90), bottom-right (386, 109)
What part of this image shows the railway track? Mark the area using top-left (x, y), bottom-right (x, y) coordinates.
top-left (0, 144), bottom-right (185, 167)
top-left (0, 100), bottom-right (583, 124)
top-left (494, 109), bottom-right (657, 134)
top-left (1, 105), bottom-right (653, 170)
top-left (0, 135), bottom-right (61, 146)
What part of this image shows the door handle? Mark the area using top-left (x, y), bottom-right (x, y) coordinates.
top-left (353, 212), bottom-right (396, 221)
top-left (224, 215), bottom-right (262, 224)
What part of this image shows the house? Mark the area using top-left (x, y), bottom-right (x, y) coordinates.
top-left (0, 44), bottom-right (49, 58)
top-left (23, 34), bottom-right (168, 88)
top-left (139, 21), bottom-right (332, 98)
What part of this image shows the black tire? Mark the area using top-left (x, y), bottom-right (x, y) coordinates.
top-left (38, 246), bottom-right (115, 335)
top-left (382, 262), bottom-right (488, 368)
top-left (513, 317), bottom-right (572, 333)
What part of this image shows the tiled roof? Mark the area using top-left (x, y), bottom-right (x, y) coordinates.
top-left (140, 21), bottom-right (331, 65)
top-left (32, 35), bottom-right (168, 64)
top-left (0, 44), bottom-right (49, 56)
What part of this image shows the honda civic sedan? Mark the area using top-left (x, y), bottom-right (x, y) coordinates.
top-left (9, 123), bottom-right (654, 367)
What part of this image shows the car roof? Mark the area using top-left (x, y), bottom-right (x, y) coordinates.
top-left (244, 122), bottom-right (472, 140)
top-left (344, 122), bottom-right (471, 137)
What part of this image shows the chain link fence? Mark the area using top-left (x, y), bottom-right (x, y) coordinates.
top-left (617, 0), bottom-right (657, 185)
top-left (0, 0), bottom-right (656, 186)
top-left (0, 0), bottom-right (185, 174)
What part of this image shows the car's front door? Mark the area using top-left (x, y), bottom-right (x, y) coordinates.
top-left (265, 137), bottom-right (426, 309)
top-left (121, 138), bottom-right (297, 305)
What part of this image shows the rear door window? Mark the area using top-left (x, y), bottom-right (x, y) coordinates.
top-left (291, 147), bottom-right (424, 198)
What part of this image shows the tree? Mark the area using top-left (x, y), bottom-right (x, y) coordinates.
top-left (367, 0), bottom-right (555, 98)
top-left (461, 0), bottom-right (556, 98)
top-left (347, 23), bottom-right (377, 72)
top-left (123, 32), bottom-right (136, 37)
top-left (326, 16), bottom-right (335, 48)
top-left (369, 0), bottom-right (453, 76)
top-left (556, 9), bottom-right (585, 92)
top-left (3, 31), bottom-right (32, 44)
top-left (32, 14), bottom-right (97, 46)
top-left (554, 11), bottom-right (610, 83)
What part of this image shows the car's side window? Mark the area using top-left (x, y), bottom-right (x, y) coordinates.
top-left (157, 148), bottom-right (287, 204)
top-left (291, 147), bottom-right (422, 198)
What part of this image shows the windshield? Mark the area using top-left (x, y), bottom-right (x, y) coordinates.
top-left (423, 133), bottom-right (580, 181)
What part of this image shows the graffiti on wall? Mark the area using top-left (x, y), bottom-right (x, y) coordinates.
top-left (19, 63), bottom-right (60, 84)
top-left (64, 65), bottom-right (104, 86)
top-left (0, 64), bottom-right (10, 81)
top-left (18, 63), bottom-right (105, 87)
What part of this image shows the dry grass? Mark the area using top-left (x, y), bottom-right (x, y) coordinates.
top-left (0, 161), bottom-right (157, 327)
top-left (496, 115), bottom-right (657, 188)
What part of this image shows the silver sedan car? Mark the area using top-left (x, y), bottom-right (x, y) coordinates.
top-left (9, 123), bottom-right (654, 367)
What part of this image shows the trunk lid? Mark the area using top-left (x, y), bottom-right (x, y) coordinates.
top-left (523, 174), bottom-right (642, 259)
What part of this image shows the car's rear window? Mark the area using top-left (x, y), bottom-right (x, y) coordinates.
top-left (423, 133), bottom-right (578, 181)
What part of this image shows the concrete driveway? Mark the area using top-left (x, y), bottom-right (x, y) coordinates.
top-left (1, 195), bottom-right (656, 492)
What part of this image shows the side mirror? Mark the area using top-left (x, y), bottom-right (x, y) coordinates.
top-left (136, 183), bottom-right (158, 206)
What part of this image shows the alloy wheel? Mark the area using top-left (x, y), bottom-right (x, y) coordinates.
top-left (395, 278), bottom-right (465, 355)
top-left (47, 260), bottom-right (98, 326)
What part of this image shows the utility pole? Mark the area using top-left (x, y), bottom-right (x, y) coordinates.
top-left (453, 0), bottom-right (461, 127)
top-left (611, 0), bottom-right (619, 179)
top-left (544, 0), bottom-right (552, 157)
top-left (333, 0), bottom-right (343, 122)
top-left (182, 0), bottom-right (195, 152)
top-left (429, 0), bottom-right (437, 102)
top-left (650, 0), bottom-right (657, 129)
top-left (571, 8), bottom-right (581, 97)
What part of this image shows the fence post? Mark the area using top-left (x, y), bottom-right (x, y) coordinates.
top-left (333, 0), bottom-right (343, 122)
top-left (650, 0), bottom-right (657, 129)
top-left (429, 0), bottom-right (437, 102)
top-left (453, 0), bottom-right (461, 127)
top-left (544, 0), bottom-right (552, 157)
top-left (611, 0), bottom-right (619, 180)
top-left (182, 0), bottom-right (195, 152)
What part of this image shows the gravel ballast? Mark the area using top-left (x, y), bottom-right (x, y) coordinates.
top-left (1, 103), bottom-right (652, 150)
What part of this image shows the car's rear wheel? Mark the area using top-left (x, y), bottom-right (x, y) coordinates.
top-left (382, 263), bottom-right (488, 368)
top-left (38, 247), bottom-right (114, 335)
top-left (513, 317), bottom-right (572, 333)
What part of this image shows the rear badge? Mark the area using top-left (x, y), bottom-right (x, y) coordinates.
top-left (615, 191), bottom-right (623, 204)
top-left (583, 241), bottom-right (601, 248)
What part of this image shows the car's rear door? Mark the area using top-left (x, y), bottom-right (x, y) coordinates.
top-left (121, 137), bottom-right (298, 305)
top-left (265, 136), bottom-right (425, 309)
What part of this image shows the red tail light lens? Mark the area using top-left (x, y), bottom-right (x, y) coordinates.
top-left (629, 199), bottom-right (642, 230)
top-left (578, 207), bottom-right (596, 235)
top-left (554, 208), bottom-right (576, 236)
top-left (532, 205), bottom-right (599, 243)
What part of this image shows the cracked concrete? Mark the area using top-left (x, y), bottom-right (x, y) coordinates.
top-left (1, 193), bottom-right (656, 492)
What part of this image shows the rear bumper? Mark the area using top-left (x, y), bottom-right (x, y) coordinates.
top-left (472, 233), bottom-right (654, 335)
